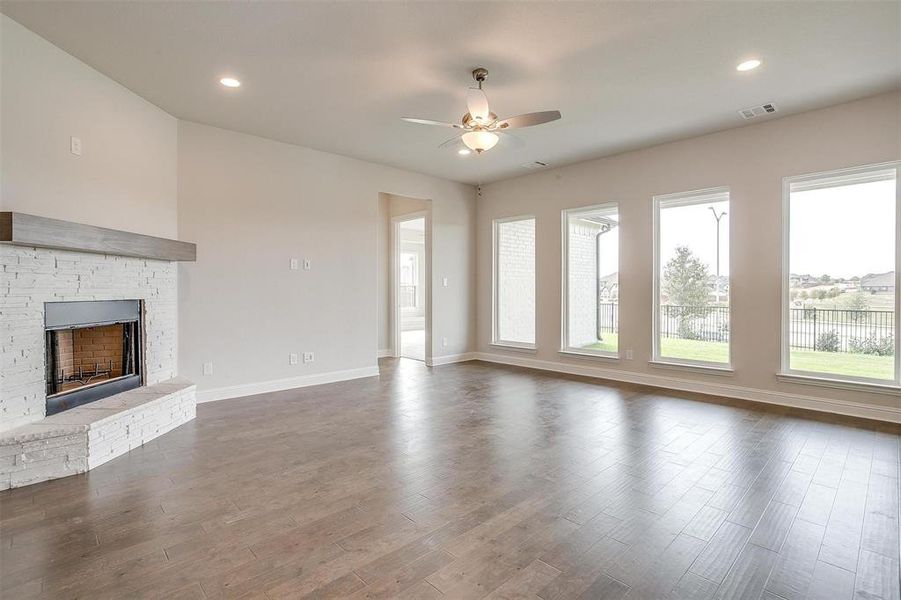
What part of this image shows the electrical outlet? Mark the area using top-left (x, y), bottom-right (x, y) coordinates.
top-left (70, 136), bottom-right (82, 156)
top-left (303, 259), bottom-right (312, 271)
top-left (202, 361), bottom-right (213, 375)
top-left (289, 353), bottom-right (298, 365)
top-left (303, 352), bottom-right (314, 363)
top-left (442, 337), bottom-right (448, 348)
top-left (625, 349), bottom-right (634, 360)
top-left (290, 258), bottom-right (299, 270)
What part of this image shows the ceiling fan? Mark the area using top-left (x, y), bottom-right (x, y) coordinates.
top-left (402, 68), bottom-right (561, 154)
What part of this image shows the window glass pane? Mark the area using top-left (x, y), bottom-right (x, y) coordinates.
top-left (788, 173), bottom-right (896, 381)
top-left (399, 252), bottom-right (417, 308)
top-left (496, 218), bottom-right (536, 344)
top-left (657, 193), bottom-right (730, 364)
top-left (565, 206), bottom-right (619, 353)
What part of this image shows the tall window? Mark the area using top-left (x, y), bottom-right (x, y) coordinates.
top-left (654, 188), bottom-right (730, 367)
top-left (562, 204), bottom-right (619, 356)
top-left (493, 216), bottom-right (536, 347)
top-left (783, 163), bottom-right (898, 385)
top-left (399, 252), bottom-right (418, 308)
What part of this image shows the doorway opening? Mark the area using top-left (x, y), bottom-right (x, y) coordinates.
top-left (396, 215), bottom-right (426, 361)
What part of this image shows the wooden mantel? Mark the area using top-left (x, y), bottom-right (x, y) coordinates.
top-left (0, 212), bottom-right (196, 262)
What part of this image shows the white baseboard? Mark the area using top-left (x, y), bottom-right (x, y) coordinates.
top-left (426, 352), bottom-right (479, 367)
top-left (472, 352), bottom-right (901, 424)
top-left (377, 349), bottom-right (392, 358)
top-left (197, 366), bottom-right (380, 404)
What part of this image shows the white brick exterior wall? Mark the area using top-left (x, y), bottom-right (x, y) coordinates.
top-left (568, 222), bottom-right (600, 347)
top-left (496, 219), bottom-right (536, 344)
top-left (0, 246), bottom-right (178, 432)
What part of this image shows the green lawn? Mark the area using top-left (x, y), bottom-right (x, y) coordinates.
top-left (586, 333), bottom-right (618, 354)
top-left (584, 334), bottom-right (894, 380)
top-left (789, 349), bottom-right (893, 380)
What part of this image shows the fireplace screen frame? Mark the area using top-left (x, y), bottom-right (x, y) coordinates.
top-left (44, 300), bottom-right (145, 416)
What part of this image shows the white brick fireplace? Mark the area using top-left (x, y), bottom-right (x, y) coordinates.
top-left (0, 213), bottom-right (198, 489)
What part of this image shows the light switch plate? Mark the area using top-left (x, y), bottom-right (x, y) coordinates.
top-left (303, 259), bottom-right (312, 271)
top-left (290, 258), bottom-right (299, 270)
top-left (70, 136), bottom-right (82, 156)
top-left (289, 353), bottom-right (298, 365)
top-left (303, 352), bottom-right (314, 363)
top-left (202, 361), bottom-right (213, 375)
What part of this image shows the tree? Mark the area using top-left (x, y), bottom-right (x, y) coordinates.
top-left (662, 246), bottom-right (710, 308)
top-left (838, 291), bottom-right (869, 309)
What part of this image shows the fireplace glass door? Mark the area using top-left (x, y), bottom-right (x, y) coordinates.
top-left (44, 300), bottom-right (143, 415)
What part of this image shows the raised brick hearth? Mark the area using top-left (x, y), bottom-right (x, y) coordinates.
top-left (0, 378), bottom-right (195, 489)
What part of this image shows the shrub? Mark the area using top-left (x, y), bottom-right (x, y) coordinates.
top-left (850, 334), bottom-right (894, 356)
top-left (677, 319), bottom-right (701, 340)
top-left (816, 330), bottom-right (841, 353)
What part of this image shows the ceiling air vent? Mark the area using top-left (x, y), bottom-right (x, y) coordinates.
top-left (738, 103), bottom-right (778, 120)
top-left (521, 161), bottom-right (549, 170)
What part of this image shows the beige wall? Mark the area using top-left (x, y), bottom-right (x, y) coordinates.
top-left (478, 91), bottom-right (901, 413)
top-left (178, 121), bottom-right (476, 396)
top-left (0, 16), bottom-right (178, 238)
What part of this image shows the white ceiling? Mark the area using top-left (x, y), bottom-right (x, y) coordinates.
top-left (3, 1), bottom-right (899, 185)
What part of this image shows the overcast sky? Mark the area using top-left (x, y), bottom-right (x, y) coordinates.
top-left (790, 179), bottom-right (895, 279)
top-left (660, 199), bottom-right (731, 277)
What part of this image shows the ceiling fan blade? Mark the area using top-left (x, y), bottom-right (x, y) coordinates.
top-left (495, 110), bottom-right (561, 130)
top-left (466, 88), bottom-right (491, 123)
top-left (401, 117), bottom-right (462, 128)
top-left (438, 135), bottom-right (463, 148)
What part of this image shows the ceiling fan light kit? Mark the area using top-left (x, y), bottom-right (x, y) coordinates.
top-left (462, 130), bottom-right (499, 153)
top-left (401, 67), bottom-right (561, 155)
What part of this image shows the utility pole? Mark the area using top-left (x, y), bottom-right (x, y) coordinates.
top-left (709, 207), bottom-right (727, 304)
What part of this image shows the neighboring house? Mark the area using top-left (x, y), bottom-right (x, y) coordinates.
top-left (789, 274), bottom-right (819, 288)
top-left (861, 271), bottom-right (895, 294)
top-left (598, 272), bottom-right (619, 301)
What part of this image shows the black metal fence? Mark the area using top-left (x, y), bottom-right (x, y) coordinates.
top-left (596, 303), bottom-right (895, 352)
top-left (658, 305), bottom-right (731, 342)
top-left (788, 307), bottom-right (894, 353)
top-left (597, 302), bottom-right (618, 336)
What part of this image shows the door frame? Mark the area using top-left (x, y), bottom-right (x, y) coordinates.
top-left (391, 210), bottom-right (432, 363)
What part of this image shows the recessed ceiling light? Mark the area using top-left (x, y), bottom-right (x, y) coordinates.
top-left (219, 77), bottom-right (241, 88)
top-left (736, 59), bottom-right (761, 72)
top-left (457, 148), bottom-right (471, 156)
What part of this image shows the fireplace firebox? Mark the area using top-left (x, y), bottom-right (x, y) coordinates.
top-left (44, 300), bottom-right (144, 416)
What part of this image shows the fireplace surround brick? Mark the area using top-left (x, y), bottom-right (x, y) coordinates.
top-left (0, 244), bottom-right (194, 488)
top-left (0, 245), bottom-right (178, 431)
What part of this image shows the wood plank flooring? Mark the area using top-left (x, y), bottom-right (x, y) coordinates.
top-left (1, 358), bottom-right (899, 599)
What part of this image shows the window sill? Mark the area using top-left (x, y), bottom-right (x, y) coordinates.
top-left (558, 349), bottom-right (619, 362)
top-left (490, 342), bottom-right (537, 353)
top-left (649, 360), bottom-right (734, 376)
top-left (777, 372), bottom-right (900, 396)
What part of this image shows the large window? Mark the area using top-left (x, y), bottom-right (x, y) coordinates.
top-left (562, 204), bottom-right (619, 356)
top-left (654, 188), bottom-right (731, 368)
top-left (493, 216), bottom-right (536, 347)
top-left (783, 163), bottom-right (898, 386)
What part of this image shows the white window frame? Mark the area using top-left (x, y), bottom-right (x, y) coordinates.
top-left (492, 215), bottom-right (537, 350)
top-left (779, 161), bottom-right (901, 391)
top-left (560, 202), bottom-right (620, 359)
top-left (652, 186), bottom-right (733, 372)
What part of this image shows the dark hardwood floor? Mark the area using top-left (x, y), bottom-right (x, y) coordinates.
top-left (2, 359), bottom-right (899, 599)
